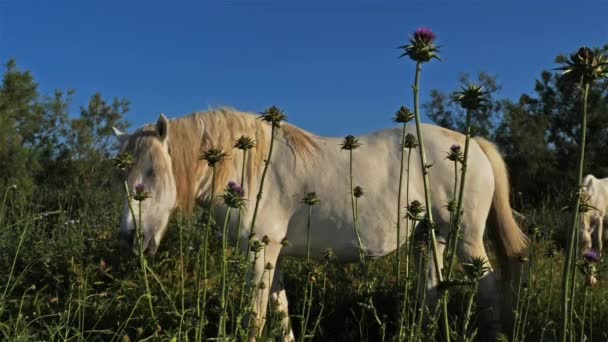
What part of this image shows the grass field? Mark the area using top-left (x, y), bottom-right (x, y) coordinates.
top-left (0, 184), bottom-right (607, 342)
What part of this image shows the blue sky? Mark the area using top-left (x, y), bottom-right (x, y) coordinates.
top-left (1, 0), bottom-right (607, 137)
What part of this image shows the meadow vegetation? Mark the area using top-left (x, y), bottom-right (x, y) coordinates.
top-left (1, 32), bottom-right (608, 341)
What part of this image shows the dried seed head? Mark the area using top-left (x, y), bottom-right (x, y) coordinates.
top-left (453, 83), bottom-right (490, 111)
top-left (233, 135), bottom-right (256, 150)
top-left (340, 135), bottom-right (361, 151)
top-left (403, 133), bottom-right (418, 149)
top-left (393, 106), bottom-right (415, 124)
top-left (259, 106), bottom-right (287, 128)
top-left (113, 152), bottom-right (135, 171)
top-left (200, 147), bottom-right (228, 166)
top-left (302, 192), bottom-right (321, 206)
top-left (353, 186), bottom-right (365, 198)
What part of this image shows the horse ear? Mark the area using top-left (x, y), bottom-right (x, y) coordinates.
top-left (113, 126), bottom-right (129, 145)
top-left (156, 113), bottom-right (169, 141)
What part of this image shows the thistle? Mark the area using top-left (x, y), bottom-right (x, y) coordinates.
top-left (403, 133), bottom-right (418, 149)
top-left (340, 135), bottom-right (361, 150)
top-left (132, 183), bottom-right (151, 202)
top-left (259, 105), bottom-right (287, 128)
top-left (302, 192), bottom-right (321, 206)
top-left (222, 181), bottom-right (246, 209)
top-left (405, 200), bottom-right (425, 221)
top-left (446, 144), bottom-right (463, 163)
top-left (113, 152), bottom-right (135, 171)
top-left (399, 27), bottom-right (441, 63)
top-left (393, 106), bottom-right (415, 123)
top-left (233, 135), bottom-right (256, 150)
top-left (452, 83), bottom-right (489, 111)
top-left (578, 250), bottom-right (599, 287)
top-left (200, 147), bottom-right (228, 166)
top-left (353, 186), bottom-right (365, 198)
top-left (302, 192), bottom-right (321, 261)
top-left (556, 46), bottom-right (608, 83)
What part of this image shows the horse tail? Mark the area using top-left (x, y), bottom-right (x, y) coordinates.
top-left (474, 137), bottom-right (529, 281)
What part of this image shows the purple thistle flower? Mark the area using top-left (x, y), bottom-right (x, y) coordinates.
top-left (583, 249), bottom-right (600, 263)
top-left (413, 27), bottom-right (436, 43)
top-left (135, 183), bottom-right (145, 194)
top-left (228, 181), bottom-right (245, 197)
top-left (450, 144), bottom-right (461, 154)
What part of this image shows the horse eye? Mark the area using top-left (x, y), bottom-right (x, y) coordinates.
top-left (146, 168), bottom-right (155, 178)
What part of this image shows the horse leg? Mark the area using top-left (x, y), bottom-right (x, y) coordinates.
top-left (269, 263), bottom-right (295, 341)
top-left (457, 237), bottom-right (503, 339)
top-left (248, 242), bottom-right (282, 341)
top-left (594, 216), bottom-right (603, 257)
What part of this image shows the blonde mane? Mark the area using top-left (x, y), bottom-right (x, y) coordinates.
top-left (165, 107), bottom-right (319, 213)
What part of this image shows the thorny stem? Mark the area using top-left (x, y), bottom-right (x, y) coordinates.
top-left (396, 122), bottom-right (408, 285)
top-left (412, 60), bottom-right (450, 342)
top-left (218, 208), bottom-right (232, 336)
top-left (447, 108), bottom-right (473, 280)
top-left (349, 150), bottom-right (365, 263)
top-left (236, 149), bottom-right (248, 252)
top-left (249, 124), bottom-right (277, 244)
top-left (562, 80), bottom-right (590, 342)
top-left (137, 201), bottom-right (156, 323)
top-left (197, 165), bottom-right (217, 341)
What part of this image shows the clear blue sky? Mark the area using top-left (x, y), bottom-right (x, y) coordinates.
top-left (1, 0), bottom-right (607, 137)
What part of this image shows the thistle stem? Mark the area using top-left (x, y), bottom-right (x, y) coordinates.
top-left (236, 149), bottom-right (248, 252)
top-left (218, 207), bottom-right (232, 336)
top-left (349, 149), bottom-right (365, 263)
top-left (396, 122), bottom-right (408, 285)
top-left (562, 80), bottom-right (590, 342)
top-left (412, 60), bottom-right (450, 342)
top-left (446, 109), bottom-right (472, 280)
top-left (249, 124), bottom-right (276, 243)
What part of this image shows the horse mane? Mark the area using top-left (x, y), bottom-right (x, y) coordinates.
top-left (167, 107), bottom-right (319, 213)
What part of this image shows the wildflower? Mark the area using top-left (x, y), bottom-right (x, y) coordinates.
top-left (353, 186), bottom-right (365, 198)
top-left (406, 200), bottom-right (425, 220)
top-left (445, 200), bottom-right (456, 213)
top-left (462, 256), bottom-right (490, 280)
top-left (453, 83), bottom-right (489, 111)
top-left (200, 147), bottom-right (228, 166)
top-left (221, 181), bottom-right (246, 209)
top-left (399, 27), bottom-right (441, 63)
top-left (583, 250), bottom-right (600, 263)
top-left (403, 133), bottom-right (418, 149)
top-left (447, 144), bottom-right (463, 162)
top-left (302, 192), bottom-right (321, 206)
top-left (132, 183), bottom-right (151, 202)
top-left (393, 106), bottom-right (415, 123)
top-left (112, 152), bottom-right (135, 171)
top-left (233, 135), bottom-right (256, 150)
top-left (340, 135), bottom-right (361, 150)
top-left (556, 46), bottom-right (608, 83)
top-left (578, 249), bottom-right (600, 284)
top-left (259, 106), bottom-right (287, 128)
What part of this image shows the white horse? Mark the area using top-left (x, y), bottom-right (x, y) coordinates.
top-left (114, 108), bottom-right (528, 340)
top-left (580, 175), bottom-right (608, 265)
